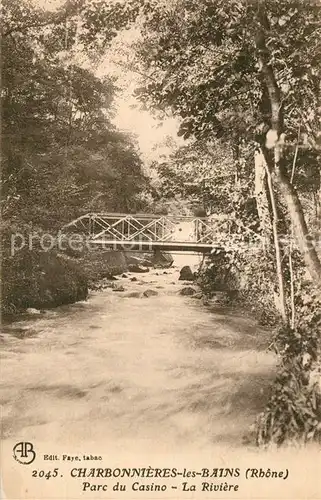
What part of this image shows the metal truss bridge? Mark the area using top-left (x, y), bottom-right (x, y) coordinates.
top-left (61, 212), bottom-right (257, 253)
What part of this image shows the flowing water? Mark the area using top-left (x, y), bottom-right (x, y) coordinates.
top-left (0, 257), bottom-right (276, 454)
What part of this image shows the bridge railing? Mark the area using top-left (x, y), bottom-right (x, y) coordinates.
top-left (60, 213), bottom-right (230, 245)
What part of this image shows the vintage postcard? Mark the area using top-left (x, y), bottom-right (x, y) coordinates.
top-left (1, 0), bottom-right (321, 499)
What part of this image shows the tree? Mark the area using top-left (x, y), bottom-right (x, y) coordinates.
top-left (1, 0), bottom-right (149, 229)
top-left (1, 0), bottom-right (150, 312)
top-left (153, 137), bottom-right (258, 222)
top-left (122, 0), bottom-right (321, 284)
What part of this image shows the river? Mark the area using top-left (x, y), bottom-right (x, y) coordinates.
top-left (3, 259), bottom-right (321, 500)
top-left (1, 256), bottom-right (276, 453)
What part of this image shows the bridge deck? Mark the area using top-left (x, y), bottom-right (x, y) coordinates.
top-left (89, 240), bottom-right (222, 253)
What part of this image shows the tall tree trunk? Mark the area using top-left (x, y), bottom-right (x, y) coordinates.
top-left (317, 187), bottom-right (321, 230)
top-left (314, 171), bottom-right (321, 231)
top-left (254, 149), bottom-right (272, 248)
top-left (261, 152), bottom-right (288, 322)
top-left (256, 4), bottom-right (321, 284)
top-left (274, 164), bottom-right (321, 282)
top-left (232, 139), bottom-right (241, 187)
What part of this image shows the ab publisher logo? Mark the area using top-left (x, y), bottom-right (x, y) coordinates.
top-left (13, 442), bottom-right (36, 465)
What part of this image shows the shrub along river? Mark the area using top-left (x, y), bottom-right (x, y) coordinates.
top-left (1, 256), bottom-right (276, 453)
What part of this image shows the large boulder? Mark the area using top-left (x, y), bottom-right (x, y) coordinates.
top-left (79, 249), bottom-right (127, 282)
top-left (152, 251), bottom-right (174, 268)
top-left (126, 251), bottom-right (173, 269)
top-left (128, 264), bottom-right (149, 273)
top-left (2, 248), bottom-right (88, 313)
top-left (125, 254), bottom-right (153, 267)
top-left (179, 266), bottom-right (195, 281)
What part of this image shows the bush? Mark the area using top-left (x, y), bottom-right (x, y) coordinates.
top-left (199, 247), bottom-right (280, 325)
top-left (257, 284), bottom-right (321, 446)
top-left (199, 249), bottom-right (241, 293)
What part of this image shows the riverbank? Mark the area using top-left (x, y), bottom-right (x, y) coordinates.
top-left (1, 248), bottom-right (174, 318)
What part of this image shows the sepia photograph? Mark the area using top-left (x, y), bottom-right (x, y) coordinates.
top-left (1, 0), bottom-right (321, 498)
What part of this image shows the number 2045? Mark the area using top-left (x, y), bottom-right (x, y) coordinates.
top-left (32, 469), bottom-right (59, 479)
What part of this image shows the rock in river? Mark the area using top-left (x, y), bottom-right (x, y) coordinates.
top-left (26, 308), bottom-right (41, 315)
top-left (178, 266), bottom-right (195, 281)
top-left (152, 251), bottom-right (174, 268)
top-left (112, 284), bottom-right (125, 292)
top-left (123, 291), bottom-right (142, 298)
top-left (143, 289), bottom-right (159, 298)
top-left (128, 264), bottom-right (149, 273)
top-left (180, 287), bottom-right (197, 296)
top-left (126, 255), bottom-right (153, 267)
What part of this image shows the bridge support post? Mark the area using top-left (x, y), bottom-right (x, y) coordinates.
top-left (153, 248), bottom-right (161, 265)
top-left (88, 216), bottom-right (93, 237)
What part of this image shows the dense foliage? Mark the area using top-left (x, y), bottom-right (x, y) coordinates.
top-left (1, 0), bottom-right (149, 313)
top-left (257, 283), bottom-right (321, 445)
top-left (2, 0), bottom-right (321, 447)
